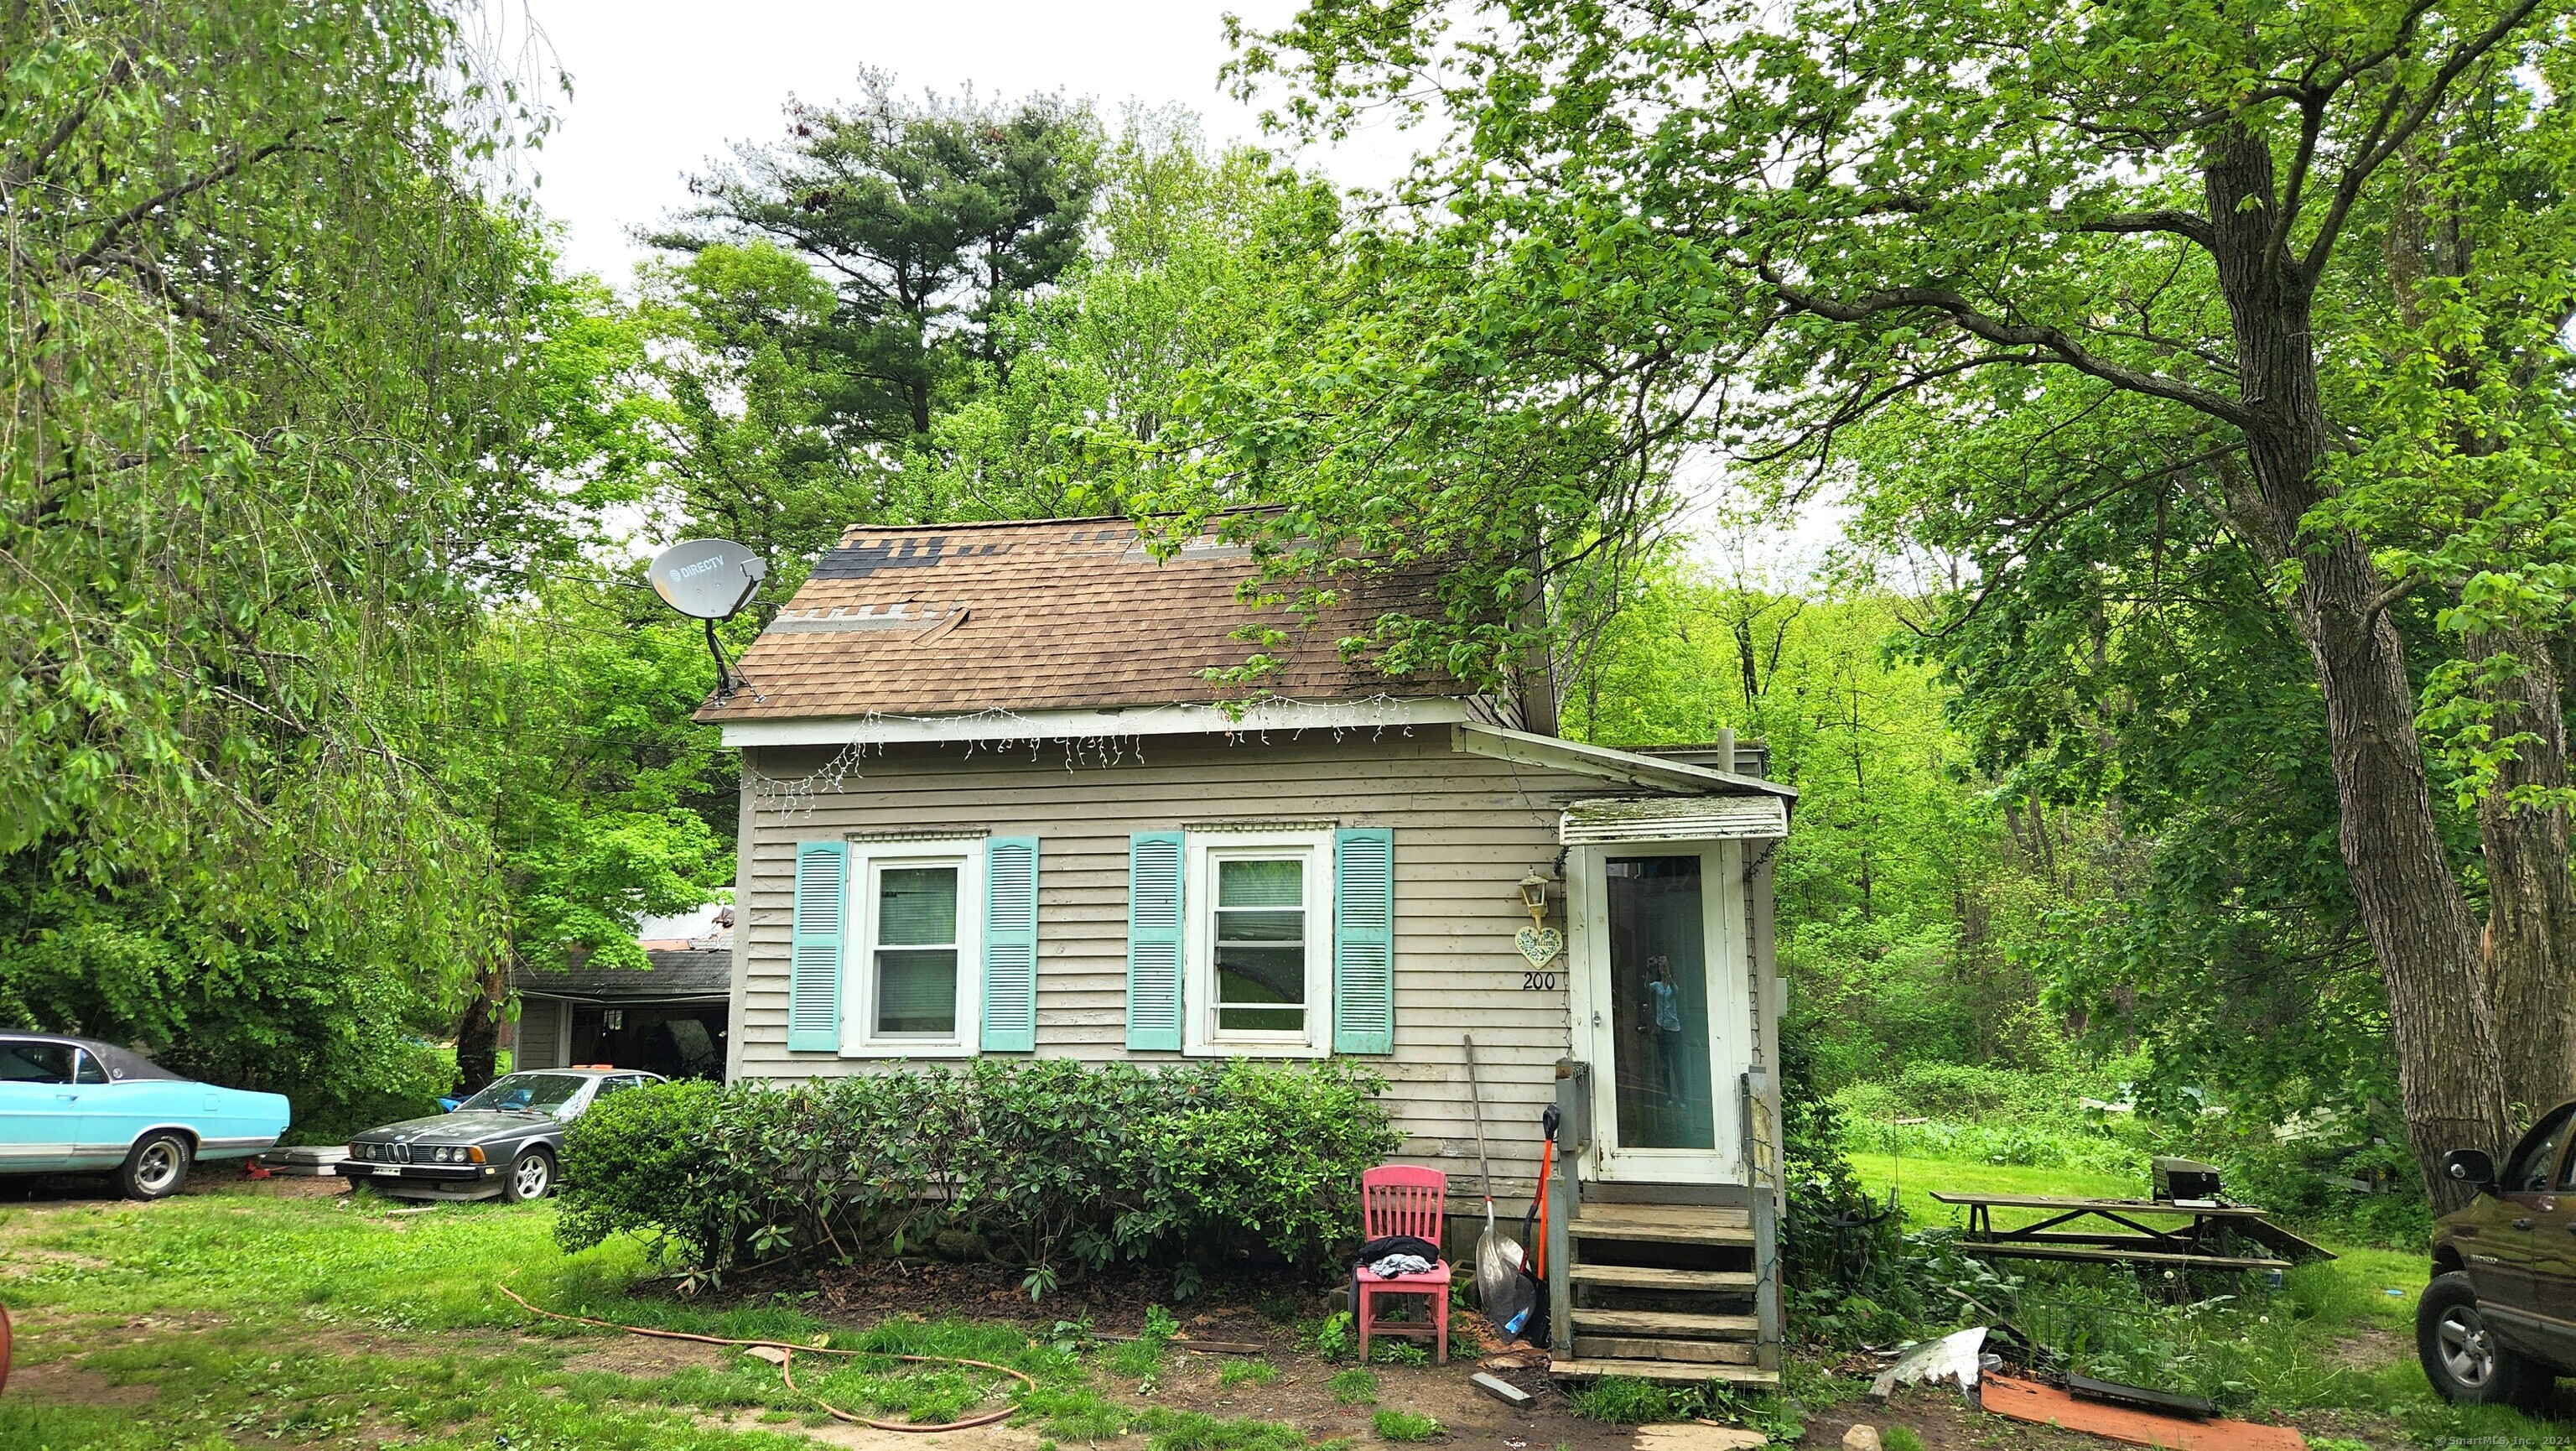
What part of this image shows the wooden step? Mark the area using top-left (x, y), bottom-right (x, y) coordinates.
top-left (1570, 1308), bottom-right (1759, 1338)
top-left (1567, 1264), bottom-right (1757, 1291)
top-left (1573, 1335), bottom-right (1757, 1365)
top-left (1569, 1205), bottom-right (1754, 1246)
top-left (1549, 1358), bottom-right (1780, 1386)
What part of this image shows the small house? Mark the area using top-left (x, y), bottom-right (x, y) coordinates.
top-left (701, 517), bottom-right (1794, 1383)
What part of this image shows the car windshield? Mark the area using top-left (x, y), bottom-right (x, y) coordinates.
top-left (455, 1073), bottom-right (589, 1117)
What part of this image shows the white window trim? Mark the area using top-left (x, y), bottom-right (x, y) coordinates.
top-left (842, 836), bottom-right (984, 1058)
top-left (1182, 828), bottom-right (1335, 1058)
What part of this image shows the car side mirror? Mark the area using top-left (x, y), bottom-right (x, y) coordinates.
top-left (2442, 1148), bottom-right (2497, 1195)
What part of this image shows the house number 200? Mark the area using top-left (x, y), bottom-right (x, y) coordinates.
top-left (1522, 971), bottom-right (1559, 991)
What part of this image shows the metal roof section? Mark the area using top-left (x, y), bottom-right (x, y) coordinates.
top-left (1449, 725), bottom-right (1798, 800)
top-left (1559, 795), bottom-right (1791, 845)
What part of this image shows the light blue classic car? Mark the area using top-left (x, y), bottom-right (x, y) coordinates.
top-left (0, 1033), bottom-right (290, 1199)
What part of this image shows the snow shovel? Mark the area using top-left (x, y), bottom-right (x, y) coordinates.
top-left (1464, 1037), bottom-right (1536, 1336)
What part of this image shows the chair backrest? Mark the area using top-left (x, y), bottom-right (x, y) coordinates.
top-left (1360, 1164), bottom-right (1446, 1242)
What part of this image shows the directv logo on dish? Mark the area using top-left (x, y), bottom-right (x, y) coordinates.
top-left (669, 554), bottom-right (729, 580)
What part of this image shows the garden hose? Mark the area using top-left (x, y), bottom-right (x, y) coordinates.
top-left (496, 1282), bottom-right (1035, 1432)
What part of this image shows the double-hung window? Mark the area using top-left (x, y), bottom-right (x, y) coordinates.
top-left (847, 840), bottom-right (984, 1055)
top-left (1182, 830), bottom-right (1332, 1056)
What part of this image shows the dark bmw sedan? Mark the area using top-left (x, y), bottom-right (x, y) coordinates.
top-left (342, 1069), bottom-right (662, 1203)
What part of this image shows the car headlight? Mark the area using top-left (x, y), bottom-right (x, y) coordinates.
top-left (439, 1147), bottom-right (460, 1163)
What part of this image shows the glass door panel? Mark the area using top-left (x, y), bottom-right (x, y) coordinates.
top-left (1606, 855), bottom-right (1714, 1151)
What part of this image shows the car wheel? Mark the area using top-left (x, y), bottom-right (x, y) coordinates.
top-left (2418, 1272), bottom-right (2542, 1406)
top-left (116, 1131), bottom-right (193, 1201)
top-left (501, 1147), bottom-right (553, 1204)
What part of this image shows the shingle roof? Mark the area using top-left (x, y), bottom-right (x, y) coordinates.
top-left (513, 947), bottom-right (732, 1001)
top-left (697, 517), bottom-right (1467, 722)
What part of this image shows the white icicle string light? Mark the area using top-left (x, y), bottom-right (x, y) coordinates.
top-left (735, 694), bottom-right (1433, 806)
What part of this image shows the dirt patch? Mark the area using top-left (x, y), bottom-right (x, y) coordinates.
top-left (698, 1407), bottom-right (1057, 1451)
top-left (2319, 1325), bottom-right (2407, 1374)
top-left (6, 1355), bottom-right (163, 1408)
top-left (564, 1335), bottom-right (740, 1377)
top-left (0, 1162), bottom-right (349, 1208)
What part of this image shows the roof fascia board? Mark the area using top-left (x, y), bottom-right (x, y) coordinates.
top-left (1452, 724), bottom-right (1799, 799)
top-left (719, 696), bottom-right (1479, 748)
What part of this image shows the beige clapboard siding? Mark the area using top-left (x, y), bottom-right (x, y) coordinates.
top-left (733, 731), bottom-right (1653, 1187)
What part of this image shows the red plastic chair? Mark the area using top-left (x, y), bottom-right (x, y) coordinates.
top-left (1356, 1164), bottom-right (1450, 1365)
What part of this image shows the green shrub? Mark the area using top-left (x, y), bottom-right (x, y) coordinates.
top-left (557, 1058), bottom-right (1398, 1287)
top-left (1881, 1428), bottom-right (1924, 1451)
top-left (1329, 1368), bottom-right (1379, 1405)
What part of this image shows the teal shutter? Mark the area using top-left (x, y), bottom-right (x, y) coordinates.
top-left (981, 837), bottom-right (1041, 1052)
top-left (1125, 832), bottom-right (1185, 1051)
top-left (787, 841), bottom-right (848, 1052)
top-left (1332, 828), bottom-right (1395, 1054)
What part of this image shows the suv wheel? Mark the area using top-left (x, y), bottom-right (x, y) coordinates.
top-left (2418, 1272), bottom-right (2542, 1406)
top-left (501, 1147), bottom-right (553, 1204)
top-left (116, 1131), bottom-right (193, 1201)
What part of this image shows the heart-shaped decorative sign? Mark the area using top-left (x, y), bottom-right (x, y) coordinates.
top-left (1515, 925), bottom-right (1564, 967)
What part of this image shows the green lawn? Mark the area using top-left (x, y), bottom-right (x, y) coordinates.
top-left (0, 1184), bottom-right (1311, 1451)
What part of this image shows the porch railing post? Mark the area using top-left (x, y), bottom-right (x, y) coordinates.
top-left (1742, 1067), bottom-right (1781, 1371)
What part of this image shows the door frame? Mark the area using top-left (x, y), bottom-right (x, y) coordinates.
top-left (1565, 840), bottom-right (1750, 1185)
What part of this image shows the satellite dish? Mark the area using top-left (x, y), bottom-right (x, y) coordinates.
top-left (647, 538), bottom-right (768, 703)
top-left (648, 538), bottom-right (766, 621)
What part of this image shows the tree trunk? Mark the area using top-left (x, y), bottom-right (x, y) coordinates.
top-left (452, 959), bottom-right (506, 1095)
top-left (2470, 624), bottom-right (2576, 1120)
top-left (2200, 127), bottom-right (2516, 1207)
top-left (2287, 533), bottom-right (2515, 1206)
top-left (2385, 152), bottom-right (2576, 1126)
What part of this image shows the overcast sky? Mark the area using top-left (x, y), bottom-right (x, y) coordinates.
top-left (503, 1), bottom-right (1845, 569)
top-left (513, 0), bottom-right (1417, 284)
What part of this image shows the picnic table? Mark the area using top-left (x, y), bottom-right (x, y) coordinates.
top-left (1929, 1192), bottom-right (2334, 1272)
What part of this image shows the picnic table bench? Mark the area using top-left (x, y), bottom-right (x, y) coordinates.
top-left (1929, 1192), bottom-right (2334, 1272)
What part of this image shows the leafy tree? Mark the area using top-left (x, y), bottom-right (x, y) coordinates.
top-left (1570, 562), bottom-right (2061, 1082)
top-left (1838, 389), bottom-right (2412, 1125)
top-left (3, 0), bottom-right (571, 1100)
top-left (437, 582), bottom-right (740, 1090)
top-left (1228, 0), bottom-right (2576, 1197)
top-left (653, 72), bottom-right (1104, 446)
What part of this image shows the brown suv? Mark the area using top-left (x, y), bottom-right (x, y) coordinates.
top-left (2421, 1100), bottom-right (2576, 1405)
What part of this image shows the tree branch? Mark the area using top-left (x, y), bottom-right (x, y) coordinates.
top-left (59, 135), bottom-right (298, 277)
top-left (1757, 268), bottom-right (2261, 429)
top-left (2076, 210), bottom-right (2217, 250)
top-left (2302, 0), bottom-right (2549, 278)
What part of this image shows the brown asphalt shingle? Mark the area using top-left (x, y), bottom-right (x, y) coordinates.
top-left (696, 517), bottom-right (1467, 722)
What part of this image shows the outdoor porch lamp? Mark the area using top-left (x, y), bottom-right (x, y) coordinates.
top-left (1519, 871), bottom-right (1550, 927)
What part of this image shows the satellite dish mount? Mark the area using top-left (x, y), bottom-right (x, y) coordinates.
top-left (647, 538), bottom-right (769, 702)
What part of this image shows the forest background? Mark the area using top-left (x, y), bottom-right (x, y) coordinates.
top-left (9, 0), bottom-right (2574, 1248)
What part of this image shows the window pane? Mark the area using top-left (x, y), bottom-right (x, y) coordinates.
top-left (1218, 858), bottom-right (1302, 908)
top-left (1217, 908), bottom-right (1302, 941)
top-left (878, 866), bottom-right (958, 947)
top-left (877, 949), bottom-right (959, 1035)
top-left (1217, 928), bottom-right (1304, 1033)
top-left (0, 1043), bottom-right (74, 1084)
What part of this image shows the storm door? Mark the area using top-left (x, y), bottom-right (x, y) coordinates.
top-left (1568, 843), bottom-right (1748, 1183)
